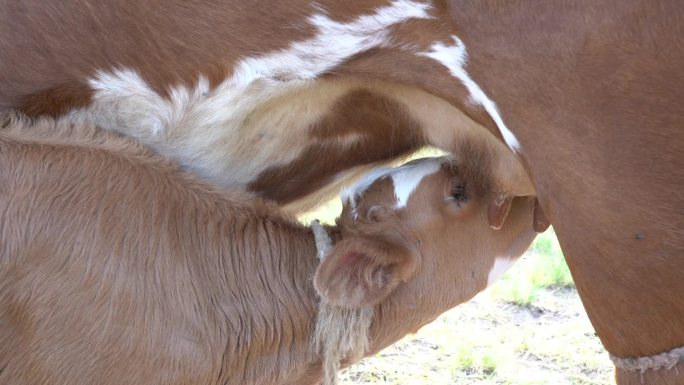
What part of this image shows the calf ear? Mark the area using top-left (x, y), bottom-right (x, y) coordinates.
top-left (313, 238), bottom-right (418, 309)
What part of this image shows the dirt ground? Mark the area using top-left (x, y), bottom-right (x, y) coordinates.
top-left (339, 287), bottom-right (614, 385)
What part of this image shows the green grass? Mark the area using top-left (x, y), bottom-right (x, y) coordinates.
top-left (452, 346), bottom-right (507, 376)
top-left (490, 228), bottom-right (573, 307)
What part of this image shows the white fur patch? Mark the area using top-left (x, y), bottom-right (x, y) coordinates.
top-left (486, 257), bottom-right (516, 287)
top-left (260, 0), bottom-right (432, 81)
top-left (341, 157), bottom-right (443, 215)
top-left (418, 36), bottom-right (521, 152)
top-left (77, 1), bottom-right (432, 189)
top-left (340, 166), bottom-right (395, 216)
top-left (389, 158), bottom-right (442, 208)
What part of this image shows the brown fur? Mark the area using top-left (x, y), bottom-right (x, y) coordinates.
top-left (248, 89), bottom-right (423, 204)
top-left (0, 1), bottom-right (530, 212)
top-left (0, 117), bottom-right (535, 385)
top-left (0, 116), bottom-right (317, 385)
top-left (3, 1), bottom-right (683, 382)
top-left (449, 0), bottom-right (684, 364)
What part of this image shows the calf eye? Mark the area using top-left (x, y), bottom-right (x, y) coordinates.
top-left (450, 180), bottom-right (469, 205)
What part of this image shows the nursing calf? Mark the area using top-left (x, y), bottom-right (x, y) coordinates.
top-left (0, 117), bottom-right (536, 385)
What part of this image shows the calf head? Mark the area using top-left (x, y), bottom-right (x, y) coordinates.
top-left (314, 155), bottom-right (537, 311)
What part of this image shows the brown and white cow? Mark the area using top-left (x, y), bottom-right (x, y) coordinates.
top-left (1, 1), bottom-right (683, 383)
top-left (0, 116), bottom-right (536, 385)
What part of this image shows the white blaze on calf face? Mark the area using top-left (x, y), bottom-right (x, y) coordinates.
top-left (418, 36), bottom-right (521, 152)
top-left (486, 257), bottom-right (516, 287)
top-left (341, 158), bottom-right (443, 212)
top-left (388, 158), bottom-right (442, 209)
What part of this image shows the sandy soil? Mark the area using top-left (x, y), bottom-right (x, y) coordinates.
top-left (340, 288), bottom-right (614, 385)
